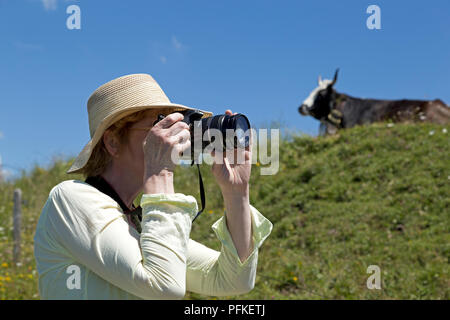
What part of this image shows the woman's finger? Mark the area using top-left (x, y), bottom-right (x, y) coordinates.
top-left (176, 138), bottom-right (191, 155)
top-left (172, 128), bottom-right (191, 145)
top-left (155, 112), bottom-right (184, 129)
top-left (167, 120), bottom-right (189, 136)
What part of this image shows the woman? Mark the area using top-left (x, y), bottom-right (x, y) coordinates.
top-left (33, 74), bottom-right (272, 299)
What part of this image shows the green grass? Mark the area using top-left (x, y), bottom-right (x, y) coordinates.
top-left (0, 122), bottom-right (449, 299)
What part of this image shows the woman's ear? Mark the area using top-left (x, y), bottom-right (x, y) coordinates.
top-left (103, 130), bottom-right (120, 158)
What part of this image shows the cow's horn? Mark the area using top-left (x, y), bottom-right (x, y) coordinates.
top-left (331, 68), bottom-right (339, 85)
top-left (318, 75), bottom-right (322, 84)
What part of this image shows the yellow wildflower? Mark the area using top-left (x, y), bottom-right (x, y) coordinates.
top-left (1, 263), bottom-right (8, 268)
top-left (293, 276), bottom-right (298, 282)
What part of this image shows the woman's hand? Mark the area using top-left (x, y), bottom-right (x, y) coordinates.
top-left (142, 112), bottom-right (191, 194)
top-left (211, 110), bottom-right (252, 196)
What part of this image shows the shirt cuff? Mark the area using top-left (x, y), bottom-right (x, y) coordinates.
top-left (140, 193), bottom-right (199, 221)
top-left (211, 204), bottom-right (273, 266)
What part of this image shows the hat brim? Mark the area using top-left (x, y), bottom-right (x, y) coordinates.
top-left (67, 103), bottom-right (213, 174)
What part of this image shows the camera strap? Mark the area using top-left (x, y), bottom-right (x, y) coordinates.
top-left (192, 163), bottom-right (206, 222)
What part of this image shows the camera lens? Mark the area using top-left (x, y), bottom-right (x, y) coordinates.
top-left (231, 115), bottom-right (251, 148)
top-left (200, 113), bottom-right (250, 150)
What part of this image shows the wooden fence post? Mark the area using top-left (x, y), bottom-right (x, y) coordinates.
top-left (13, 188), bottom-right (22, 264)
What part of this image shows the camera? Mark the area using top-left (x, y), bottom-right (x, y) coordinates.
top-left (154, 109), bottom-right (251, 159)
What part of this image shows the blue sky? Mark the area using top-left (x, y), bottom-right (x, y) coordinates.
top-left (0, 0), bottom-right (449, 179)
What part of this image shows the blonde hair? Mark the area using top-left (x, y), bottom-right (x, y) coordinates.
top-left (80, 108), bottom-right (174, 178)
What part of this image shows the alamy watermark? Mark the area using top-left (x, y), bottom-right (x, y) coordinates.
top-left (66, 5), bottom-right (81, 30)
top-left (366, 5), bottom-right (381, 30)
top-left (66, 264), bottom-right (81, 290)
top-left (366, 265), bottom-right (382, 290)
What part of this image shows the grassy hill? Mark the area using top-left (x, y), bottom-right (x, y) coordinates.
top-left (0, 122), bottom-right (448, 299)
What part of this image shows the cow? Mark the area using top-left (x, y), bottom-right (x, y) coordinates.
top-left (298, 69), bottom-right (450, 135)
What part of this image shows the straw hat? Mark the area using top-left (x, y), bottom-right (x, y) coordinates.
top-left (67, 73), bottom-right (212, 174)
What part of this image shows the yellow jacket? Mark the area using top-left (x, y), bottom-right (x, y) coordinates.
top-left (33, 180), bottom-right (272, 299)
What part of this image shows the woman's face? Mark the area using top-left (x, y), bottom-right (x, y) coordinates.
top-left (119, 109), bottom-right (168, 185)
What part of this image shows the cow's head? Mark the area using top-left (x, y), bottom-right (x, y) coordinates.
top-left (299, 69), bottom-right (339, 120)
